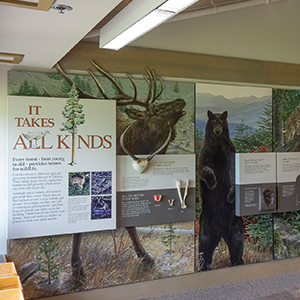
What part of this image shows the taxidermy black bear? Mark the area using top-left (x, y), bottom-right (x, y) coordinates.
top-left (198, 110), bottom-right (244, 271)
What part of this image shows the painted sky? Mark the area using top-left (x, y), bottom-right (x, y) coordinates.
top-left (196, 83), bottom-right (271, 99)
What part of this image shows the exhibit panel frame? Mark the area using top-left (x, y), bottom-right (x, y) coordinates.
top-left (277, 152), bottom-right (300, 212)
top-left (235, 153), bottom-right (277, 216)
top-left (7, 95), bottom-right (117, 239)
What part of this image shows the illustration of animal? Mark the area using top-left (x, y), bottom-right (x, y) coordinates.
top-left (282, 105), bottom-right (300, 142)
top-left (71, 173), bottom-right (87, 190)
top-left (54, 61), bottom-right (186, 280)
top-left (262, 188), bottom-right (275, 207)
top-left (22, 130), bottom-right (50, 147)
top-left (33, 130), bottom-right (50, 146)
top-left (198, 110), bottom-right (244, 271)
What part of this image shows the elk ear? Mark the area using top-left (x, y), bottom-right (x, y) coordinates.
top-left (221, 111), bottom-right (228, 120)
top-left (125, 109), bottom-right (146, 120)
top-left (207, 110), bottom-right (214, 119)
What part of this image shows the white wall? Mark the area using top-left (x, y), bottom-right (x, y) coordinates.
top-left (0, 65), bottom-right (9, 254)
top-left (0, 64), bottom-right (52, 254)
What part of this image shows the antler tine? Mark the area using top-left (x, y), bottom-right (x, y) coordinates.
top-left (87, 69), bottom-right (109, 99)
top-left (114, 73), bottom-right (146, 107)
top-left (43, 86), bottom-right (52, 97)
top-left (144, 67), bottom-right (164, 104)
top-left (91, 60), bottom-right (132, 100)
top-left (124, 73), bottom-right (137, 103)
top-left (143, 73), bottom-right (152, 104)
top-left (55, 63), bottom-right (95, 99)
top-left (144, 67), bottom-right (155, 104)
top-left (151, 69), bottom-right (157, 104)
top-left (155, 76), bottom-right (164, 101)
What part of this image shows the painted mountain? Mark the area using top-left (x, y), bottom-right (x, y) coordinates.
top-left (196, 92), bottom-right (271, 138)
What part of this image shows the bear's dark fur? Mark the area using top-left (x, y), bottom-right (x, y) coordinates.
top-left (198, 110), bottom-right (244, 271)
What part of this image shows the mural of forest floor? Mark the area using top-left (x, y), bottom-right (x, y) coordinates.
top-left (7, 222), bottom-right (194, 299)
top-left (274, 212), bottom-right (300, 259)
top-left (194, 214), bottom-right (274, 271)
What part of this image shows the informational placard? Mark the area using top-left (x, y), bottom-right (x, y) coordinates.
top-left (7, 96), bottom-right (116, 239)
top-left (117, 154), bottom-right (195, 227)
top-left (235, 153), bottom-right (277, 216)
top-left (277, 152), bottom-right (300, 212)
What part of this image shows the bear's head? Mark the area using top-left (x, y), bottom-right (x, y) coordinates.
top-left (206, 110), bottom-right (229, 137)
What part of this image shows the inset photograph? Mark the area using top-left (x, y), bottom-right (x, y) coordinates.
top-left (68, 172), bottom-right (90, 196)
top-left (260, 187), bottom-right (276, 211)
top-left (91, 171), bottom-right (112, 195)
top-left (91, 195), bottom-right (112, 219)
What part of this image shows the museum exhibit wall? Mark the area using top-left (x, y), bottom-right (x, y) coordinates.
top-left (0, 66), bottom-right (9, 255)
top-left (2, 43), bottom-right (300, 299)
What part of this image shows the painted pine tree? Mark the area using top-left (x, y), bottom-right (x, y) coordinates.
top-left (35, 237), bottom-right (62, 284)
top-left (162, 223), bottom-right (180, 256)
top-left (174, 82), bottom-right (179, 93)
top-left (60, 84), bottom-right (85, 165)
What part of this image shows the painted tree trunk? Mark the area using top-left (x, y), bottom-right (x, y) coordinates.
top-left (71, 233), bottom-right (84, 280)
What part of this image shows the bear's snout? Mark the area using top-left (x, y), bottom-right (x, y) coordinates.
top-left (213, 124), bottom-right (223, 136)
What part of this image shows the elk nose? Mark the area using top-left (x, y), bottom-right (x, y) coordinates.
top-left (175, 98), bottom-right (186, 104)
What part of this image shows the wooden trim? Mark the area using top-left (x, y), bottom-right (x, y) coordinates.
top-left (59, 42), bottom-right (300, 88)
top-left (0, 0), bottom-right (54, 11)
top-left (0, 53), bottom-right (23, 64)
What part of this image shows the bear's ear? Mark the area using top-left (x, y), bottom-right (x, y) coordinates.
top-left (221, 111), bottom-right (228, 120)
top-left (207, 110), bottom-right (214, 119)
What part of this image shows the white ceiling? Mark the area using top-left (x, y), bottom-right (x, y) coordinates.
top-left (0, 0), bottom-right (300, 69)
top-left (0, 0), bottom-right (122, 68)
top-left (130, 0), bottom-right (300, 65)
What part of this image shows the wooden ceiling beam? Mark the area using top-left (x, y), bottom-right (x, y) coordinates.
top-left (58, 41), bottom-right (300, 88)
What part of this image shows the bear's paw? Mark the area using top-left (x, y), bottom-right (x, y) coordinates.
top-left (201, 166), bottom-right (217, 190)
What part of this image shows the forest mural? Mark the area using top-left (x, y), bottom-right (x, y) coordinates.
top-left (195, 83), bottom-right (274, 271)
top-left (272, 89), bottom-right (300, 260)
top-left (7, 68), bottom-right (195, 299)
top-left (6, 67), bottom-right (300, 299)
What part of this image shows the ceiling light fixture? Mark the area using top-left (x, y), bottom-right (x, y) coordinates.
top-left (0, 53), bottom-right (24, 64)
top-left (51, 4), bottom-right (73, 14)
top-left (99, 0), bottom-right (199, 50)
top-left (0, 0), bottom-right (54, 11)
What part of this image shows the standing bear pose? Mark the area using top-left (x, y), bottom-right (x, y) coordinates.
top-left (198, 110), bottom-right (244, 271)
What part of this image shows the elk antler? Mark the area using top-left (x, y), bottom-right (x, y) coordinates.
top-left (54, 63), bottom-right (95, 99)
top-left (54, 61), bottom-right (164, 109)
top-left (90, 60), bottom-right (137, 102)
top-left (143, 67), bottom-right (164, 104)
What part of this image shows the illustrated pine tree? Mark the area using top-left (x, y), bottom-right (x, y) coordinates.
top-left (161, 223), bottom-right (180, 255)
top-left (35, 237), bottom-right (62, 284)
top-left (232, 119), bottom-right (253, 153)
top-left (60, 84), bottom-right (85, 165)
top-left (256, 100), bottom-right (273, 149)
top-left (17, 80), bottom-right (40, 96)
top-left (174, 82), bottom-right (179, 93)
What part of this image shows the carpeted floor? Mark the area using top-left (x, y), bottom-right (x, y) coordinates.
top-left (142, 271), bottom-right (300, 300)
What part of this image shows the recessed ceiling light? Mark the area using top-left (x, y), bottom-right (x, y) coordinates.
top-left (0, 0), bottom-right (54, 11)
top-left (51, 4), bottom-right (73, 14)
top-left (0, 53), bottom-right (24, 64)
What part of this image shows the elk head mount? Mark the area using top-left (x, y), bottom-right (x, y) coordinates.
top-left (53, 61), bottom-right (186, 173)
top-left (120, 120), bottom-right (172, 173)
